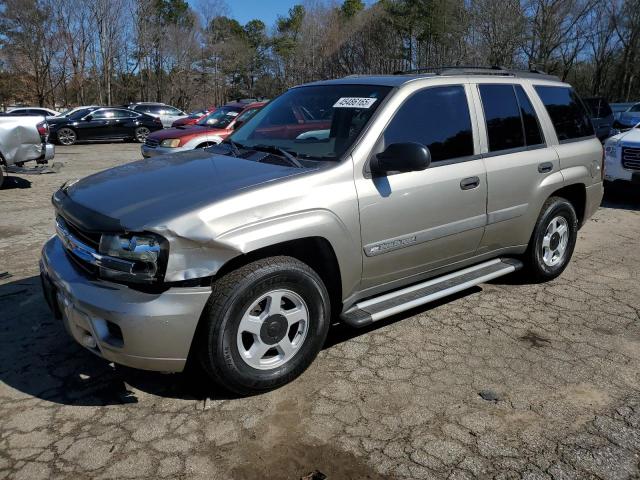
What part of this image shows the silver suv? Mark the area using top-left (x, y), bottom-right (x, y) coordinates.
top-left (41, 68), bottom-right (604, 394)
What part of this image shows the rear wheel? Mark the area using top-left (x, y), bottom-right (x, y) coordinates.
top-left (57, 128), bottom-right (77, 146)
top-left (134, 126), bottom-right (150, 143)
top-left (524, 196), bottom-right (578, 282)
top-left (198, 256), bottom-right (330, 395)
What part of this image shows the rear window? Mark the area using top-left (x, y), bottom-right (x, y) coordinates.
top-left (479, 85), bottom-right (525, 152)
top-left (534, 86), bottom-right (594, 142)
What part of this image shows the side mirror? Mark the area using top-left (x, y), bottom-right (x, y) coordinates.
top-left (370, 142), bottom-right (431, 175)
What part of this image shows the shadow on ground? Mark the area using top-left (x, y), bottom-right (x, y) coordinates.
top-left (602, 182), bottom-right (640, 211)
top-left (0, 274), bottom-right (481, 406)
top-left (0, 175), bottom-right (32, 189)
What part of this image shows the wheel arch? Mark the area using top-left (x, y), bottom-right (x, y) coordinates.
top-left (214, 236), bottom-right (344, 318)
top-left (548, 182), bottom-right (586, 226)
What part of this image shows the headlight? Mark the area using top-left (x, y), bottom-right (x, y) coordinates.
top-left (160, 138), bottom-right (181, 148)
top-left (605, 143), bottom-right (618, 158)
top-left (98, 233), bottom-right (166, 283)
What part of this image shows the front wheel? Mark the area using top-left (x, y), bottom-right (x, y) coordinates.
top-left (523, 196), bottom-right (578, 282)
top-left (198, 256), bottom-right (331, 395)
top-left (134, 126), bottom-right (150, 143)
top-left (57, 128), bottom-right (77, 146)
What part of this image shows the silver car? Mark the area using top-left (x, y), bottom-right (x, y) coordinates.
top-left (128, 102), bottom-right (187, 128)
top-left (41, 68), bottom-right (603, 394)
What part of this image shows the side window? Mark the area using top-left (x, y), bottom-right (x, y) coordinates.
top-left (534, 86), bottom-right (594, 141)
top-left (92, 109), bottom-right (116, 119)
top-left (515, 85), bottom-right (544, 146)
top-left (382, 85), bottom-right (474, 163)
top-left (113, 109), bottom-right (134, 118)
top-left (479, 84), bottom-right (524, 152)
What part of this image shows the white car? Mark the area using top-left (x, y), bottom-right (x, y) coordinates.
top-left (128, 103), bottom-right (187, 128)
top-left (604, 123), bottom-right (640, 184)
top-left (8, 107), bottom-right (60, 117)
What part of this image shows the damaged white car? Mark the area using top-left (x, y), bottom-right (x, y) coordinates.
top-left (0, 115), bottom-right (57, 188)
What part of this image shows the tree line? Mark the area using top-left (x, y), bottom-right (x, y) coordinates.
top-left (1, 0), bottom-right (639, 111)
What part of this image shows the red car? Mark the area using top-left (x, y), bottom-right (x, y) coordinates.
top-left (171, 108), bottom-right (213, 128)
top-left (142, 102), bottom-right (265, 158)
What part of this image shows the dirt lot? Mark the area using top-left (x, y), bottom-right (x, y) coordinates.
top-left (1, 143), bottom-right (640, 479)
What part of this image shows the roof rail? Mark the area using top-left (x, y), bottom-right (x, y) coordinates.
top-left (393, 65), bottom-right (559, 81)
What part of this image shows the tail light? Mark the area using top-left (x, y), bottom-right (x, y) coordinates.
top-left (36, 121), bottom-right (49, 136)
top-left (36, 121), bottom-right (49, 141)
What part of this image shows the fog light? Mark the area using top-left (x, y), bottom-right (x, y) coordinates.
top-left (82, 333), bottom-right (97, 349)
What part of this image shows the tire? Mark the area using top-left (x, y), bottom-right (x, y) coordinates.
top-left (523, 196), bottom-right (578, 282)
top-left (57, 128), bottom-right (77, 146)
top-left (134, 126), bottom-right (150, 143)
top-left (0, 164), bottom-right (5, 189)
top-left (198, 256), bottom-right (331, 395)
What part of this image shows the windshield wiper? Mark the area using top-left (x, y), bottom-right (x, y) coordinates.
top-left (249, 144), bottom-right (303, 168)
top-left (222, 139), bottom-right (243, 157)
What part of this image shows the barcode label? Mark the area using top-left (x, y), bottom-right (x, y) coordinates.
top-left (333, 97), bottom-right (378, 109)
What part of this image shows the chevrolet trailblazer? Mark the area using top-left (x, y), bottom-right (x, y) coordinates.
top-left (41, 68), bottom-right (603, 394)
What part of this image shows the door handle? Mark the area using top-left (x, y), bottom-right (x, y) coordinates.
top-left (460, 176), bottom-right (480, 190)
top-left (538, 162), bottom-right (553, 173)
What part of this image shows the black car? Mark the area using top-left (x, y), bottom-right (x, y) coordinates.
top-left (48, 107), bottom-right (163, 145)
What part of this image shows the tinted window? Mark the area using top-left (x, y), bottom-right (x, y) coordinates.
top-left (479, 85), bottom-right (524, 152)
top-left (163, 106), bottom-right (183, 115)
top-left (515, 85), bottom-right (544, 146)
top-left (68, 108), bottom-right (94, 120)
top-left (382, 85), bottom-right (473, 162)
top-left (630, 104), bottom-right (640, 113)
top-left (112, 109), bottom-right (135, 118)
top-left (92, 109), bottom-right (116, 119)
top-left (534, 86), bottom-right (594, 141)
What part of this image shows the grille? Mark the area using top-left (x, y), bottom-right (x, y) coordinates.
top-left (57, 215), bottom-right (101, 250)
top-left (622, 146), bottom-right (640, 171)
top-left (145, 137), bottom-right (160, 148)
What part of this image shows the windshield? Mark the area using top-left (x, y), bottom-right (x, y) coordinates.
top-left (197, 107), bottom-right (241, 128)
top-left (230, 84), bottom-right (392, 160)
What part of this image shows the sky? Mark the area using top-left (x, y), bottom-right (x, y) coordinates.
top-left (223, 0), bottom-right (375, 28)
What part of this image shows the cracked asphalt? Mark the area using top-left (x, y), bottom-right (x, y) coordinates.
top-left (1, 144), bottom-right (640, 479)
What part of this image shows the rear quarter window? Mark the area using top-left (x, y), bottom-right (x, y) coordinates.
top-left (534, 86), bottom-right (594, 142)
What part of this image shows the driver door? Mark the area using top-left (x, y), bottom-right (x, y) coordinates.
top-left (355, 84), bottom-right (487, 289)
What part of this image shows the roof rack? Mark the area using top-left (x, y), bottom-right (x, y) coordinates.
top-left (393, 65), bottom-right (559, 81)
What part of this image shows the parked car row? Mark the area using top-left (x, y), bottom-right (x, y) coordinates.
top-left (142, 101), bottom-right (266, 157)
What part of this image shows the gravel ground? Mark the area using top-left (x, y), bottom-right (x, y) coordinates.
top-left (1, 143), bottom-right (640, 479)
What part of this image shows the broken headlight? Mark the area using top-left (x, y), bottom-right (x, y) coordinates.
top-left (98, 233), bottom-right (166, 283)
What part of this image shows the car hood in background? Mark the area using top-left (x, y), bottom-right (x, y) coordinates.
top-left (147, 125), bottom-right (227, 141)
top-left (618, 112), bottom-right (640, 126)
top-left (617, 128), bottom-right (640, 144)
top-left (54, 150), bottom-right (306, 231)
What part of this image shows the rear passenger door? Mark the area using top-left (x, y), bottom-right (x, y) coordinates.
top-left (474, 82), bottom-right (562, 252)
top-left (357, 84), bottom-right (488, 289)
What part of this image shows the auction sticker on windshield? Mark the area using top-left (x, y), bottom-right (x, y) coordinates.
top-left (333, 97), bottom-right (378, 109)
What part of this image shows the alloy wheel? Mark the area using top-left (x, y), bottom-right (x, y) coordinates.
top-left (236, 289), bottom-right (309, 370)
top-left (541, 216), bottom-right (569, 267)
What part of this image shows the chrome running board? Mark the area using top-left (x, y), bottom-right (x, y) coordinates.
top-left (341, 258), bottom-right (522, 327)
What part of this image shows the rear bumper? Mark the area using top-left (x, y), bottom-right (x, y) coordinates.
top-left (38, 143), bottom-right (55, 163)
top-left (40, 235), bottom-right (211, 372)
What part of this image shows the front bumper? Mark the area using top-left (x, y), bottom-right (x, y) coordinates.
top-left (40, 235), bottom-right (211, 372)
top-left (141, 144), bottom-right (190, 158)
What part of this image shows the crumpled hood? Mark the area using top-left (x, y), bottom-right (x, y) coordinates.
top-left (56, 150), bottom-right (304, 231)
